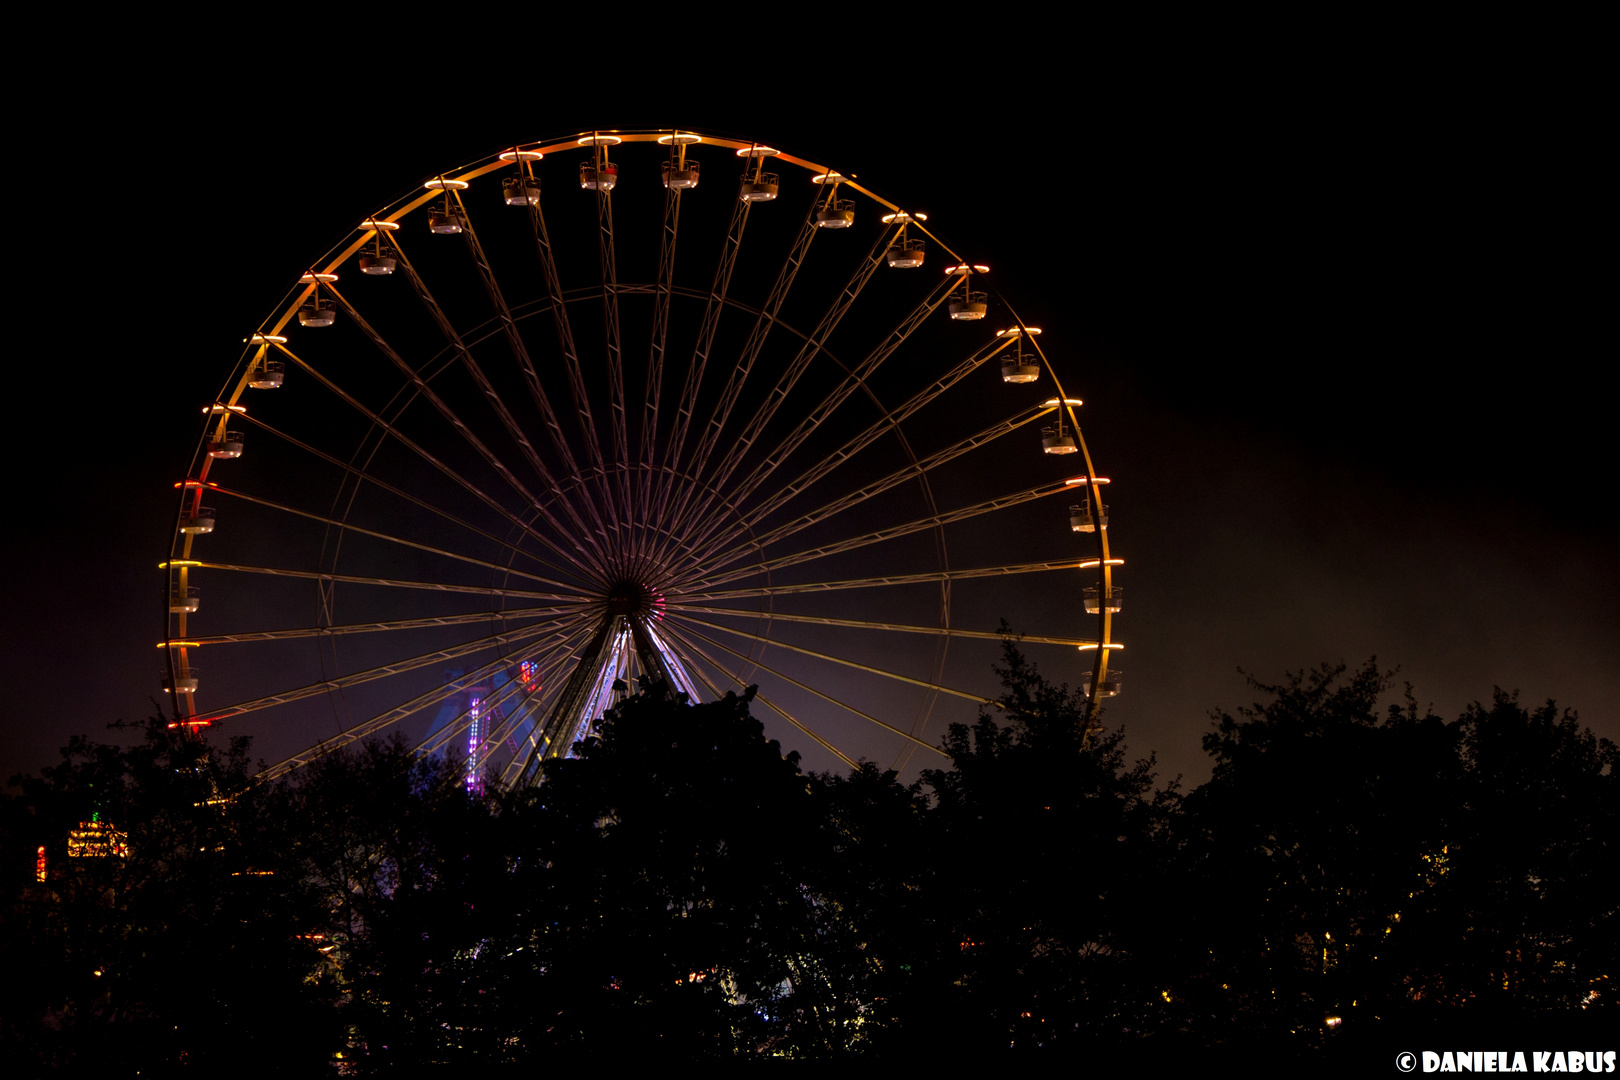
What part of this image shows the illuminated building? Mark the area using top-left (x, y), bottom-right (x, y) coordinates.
top-left (67, 813), bottom-right (129, 859)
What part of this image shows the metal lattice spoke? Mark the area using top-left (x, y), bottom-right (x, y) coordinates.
top-left (721, 272), bottom-right (958, 515)
top-left (207, 485), bottom-right (595, 597)
top-left (262, 628), bottom-right (580, 781)
top-left (322, 281), bottom-right (603, 576)
top-left (673, 478), bottom-right (1077, 592)
top-left (656, 620), bottom-right (861, 770)
top-left (176, 604), bottom-right (585, 646)
top-left (693, 402), bottom-right (1059, 572)
top-left (685, 221), bottom-right (897, 529)
top-left (521, 186), bottom-right (621, 550)
top-left (723, 334), bottom-right (1016, 534)
top-left (664, 619), bottom-right (948, 756)
top-left (639, 182), bottom-right (683, 525)
top-left (272, 342), bottom-right (606, 587)
top-left (198, 616), bottom-right (589, 726)
top-left (447, 189), bottom-right (610, 554)
top-left (179, 561), bottom-right (591, 603)
top-left (655, 194), bottom-right (753, 533)
top-left (665, 613), bottom-right (996, 706)
top-left (233, 410), bottom-right (586, 585)
top-left (662, 192), bottom-right (822, 544)
top-left (665, 605), bottom-right (1097, 648)
top-left (673, 558), bottom-right (1100, 603)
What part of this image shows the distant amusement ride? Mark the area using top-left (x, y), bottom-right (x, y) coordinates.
top-left (161, 129), bottom-right (1123, 787)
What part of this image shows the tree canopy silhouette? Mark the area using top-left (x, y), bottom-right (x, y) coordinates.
top-left (2, 648), bottom-right (1612, 1070)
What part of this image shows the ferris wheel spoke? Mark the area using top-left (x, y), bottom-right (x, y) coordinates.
top-left (663, 194), bottom-right (822, 544)
top-left (694, 402), bottom-right (1058, 572)
top-left (476, 637), bottom-right (586, 757)
top-left (496, 623), bottom-right (605, 787)
top-left (591, 184), bottom-right (635, 542)
top-left (675, 557), bottom-right (1104, 602)
top-left (727, 334), bottom-right (1017, 533)
top-left (416, 638), bottom-right (561, 760)
top-left (666, 612), bottom-right (995, 706)
top-left (662, 618), bottom-right (948, 756)
top-left (521, 194), bottom-right (622, 553)
top-left (447, 190), bottom-right (612, 556)
top-left (684, 222), bottom-right (897, 535)
top-left (207, 484), bottom-right (597, 596)
top-left (332, 253), bottom-right (613, 583)
top-left (655, 195), bottom-right (753, 533)
top-left (644, 623), bottom-right (731, 706)
top-left (674, 478), bottom-right (1076, 592)
top-left (654, 621), bottom-right (861, 769)
top-left (271, 342), bottom-right (608, 586)
top-left (350, 633), bottom-right (564, 764)
top-left (233, 410), bottom-right (586, 585)
top-left (665, 605), bottom-right (1098, 648)
top-left (174, 603), bottom-right (585, 646)
top-left (196, 616), bottom-right (587, 726)
top-left (719, 273), bottom-right (958, 518)
top-left (260, 628), bottom-right (576, 781)
top-left (516, 613), bottom-right (625, 784)
top-left (639, 185), bottom-right (683, 526)
top-left (178, 561), bottom-right (595, 603)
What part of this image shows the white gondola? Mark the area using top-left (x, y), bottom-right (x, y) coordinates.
top-left (1001, 355), bottom-right (1040, 383)
top-left (161, 667), bottom-right (199, 694)
top-left (208, 431), bottom-right (244, 459)
top-left (816, 198), bottom-right (856, 228)
top-left (662, 160), bottom-right (700, 190)
top-left (1088, 671), bottom-right (1122, 698)
top-left (579, 162), bottom-right (619, 191)
top-left (168, 586), bottom-right (199, 614)
top-left (1084, 586), bottom-right (1122, 614)
top-left (297, 298), bottom-right (337, 327)
top-left (1041, 424), bottom-right (1077, 454)
top-left (248, 360), bottom-right (285, 389)
top-left (179, 506), bottom-right (216, 534)
top-left (428, 207), bottom-right (464, 234)
top-left (887, 238), bottom-right (925, 268)
top-left (948, 291), bottom-right (988, 320)
top-left (1068, 503), bottom-right (1108, 532)
top-left (503, 176), bottom-right (542, 205)
top-left (358, 252), bottom-right (398, 275)
top-left (739, 172), bottom-right (779, 202)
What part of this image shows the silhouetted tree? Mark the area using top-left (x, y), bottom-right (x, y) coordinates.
top-left (1172, 663), bottom-right (1617, 1055)
top-left (0, 719), bottom-right (343, 1072)
top-left (6, 652), bottom-right (1612, 1071)
top-left (918, 637), bottom-right (1177, 1057)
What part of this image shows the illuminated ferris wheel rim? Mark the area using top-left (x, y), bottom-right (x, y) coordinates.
top-left (164, 126), bottom-right (1122, 783)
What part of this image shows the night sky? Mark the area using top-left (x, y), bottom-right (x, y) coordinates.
top-left (6, 41), bottom-right (1612, 790)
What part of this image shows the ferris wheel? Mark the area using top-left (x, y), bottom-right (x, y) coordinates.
top-left (160, 129), bottom-right (1123, 785)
